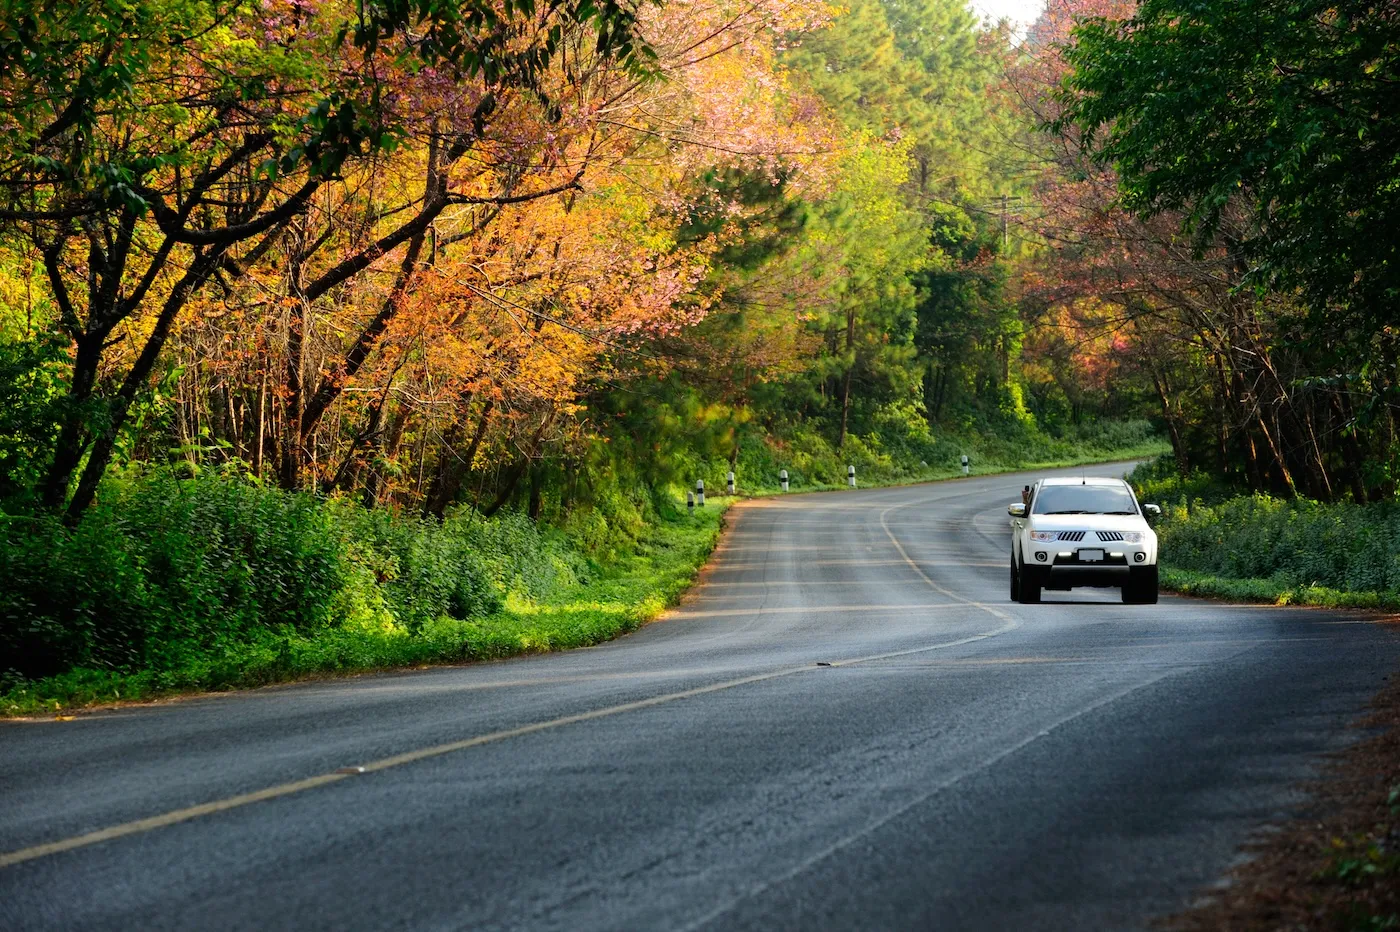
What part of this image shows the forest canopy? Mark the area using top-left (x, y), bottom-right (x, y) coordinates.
top-left (2, 0), bottom-right (1394, 544)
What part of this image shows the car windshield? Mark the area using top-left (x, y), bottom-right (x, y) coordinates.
top-left (1032, 485), bottom-right (1138, 516)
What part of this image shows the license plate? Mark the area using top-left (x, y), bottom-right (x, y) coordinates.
top-left (1078, 548), bottom-right (1105, 562)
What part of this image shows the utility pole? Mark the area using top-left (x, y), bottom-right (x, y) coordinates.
top-left (998, 194), bottom-right (1023, 250)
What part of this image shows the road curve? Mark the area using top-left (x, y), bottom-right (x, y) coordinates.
top-left (3, 462), bottom-right (1398, 931)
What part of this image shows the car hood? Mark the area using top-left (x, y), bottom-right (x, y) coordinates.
top-left (1028, 514), bottom-right (1152, 533)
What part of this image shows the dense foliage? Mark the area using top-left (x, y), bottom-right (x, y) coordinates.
top-left (1, 466), bottom-right (735, 712)
top-left (1038, 0), bottom-right (1400, 502)
top-left (1, 0), bottom-right (1138, 534)
top-left (1, 469), bottom-right (580, 681)
top-left (1130, 458), bottom-right (1400, 611)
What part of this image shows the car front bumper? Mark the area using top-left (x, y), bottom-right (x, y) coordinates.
top-left (1023, 546), bottom-right (1155, 589)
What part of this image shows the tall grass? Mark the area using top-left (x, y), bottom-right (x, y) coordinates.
top-left (0, 468), bottom-right (603, 710)
top-left (1129, 459), bottom-right (1400, 609)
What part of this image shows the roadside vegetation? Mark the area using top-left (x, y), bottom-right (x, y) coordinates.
top-left (716, 417), bottom-right (1164, 494)
top-left (1130, 458), bottom-right (1400, 612)
top-left (1, 469), bottom-right (730, 715)
top-left (2, 420), bottom-right (1161, 716)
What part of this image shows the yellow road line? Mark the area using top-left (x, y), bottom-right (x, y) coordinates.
top-left (0, 774), bottom-right (350, 869)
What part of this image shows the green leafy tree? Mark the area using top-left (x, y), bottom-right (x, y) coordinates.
top-left (1056, 0), bottom-right (1400, 348)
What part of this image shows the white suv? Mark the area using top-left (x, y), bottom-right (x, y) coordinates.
top-left (1008, 477), bottom-right (1161, 604)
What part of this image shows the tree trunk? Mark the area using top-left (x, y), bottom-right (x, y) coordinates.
top-left (252, 370), bottom-right (267, 477)
top-left (280, 295), bottom-right (306, 490)
top-left (1145, 356), bottom-right (1188, 474)
top-left (42, 331), bottom-right (103, 511)
top-left (1334, 393), bottom-right (1371, 505)
top-left (527, 465), bottom-right (543, 521)
top-left (424, 400), bottom-right (493, 518)
top-left (481, 415), bottom-right (551, 518)
top-left (838, 309), bottom-right (855, 448)
top-left (66, 253), bottom-right (222, 521)
top-left (838, 366), bottom-right (853, 450)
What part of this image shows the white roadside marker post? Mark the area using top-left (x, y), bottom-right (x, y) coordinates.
top-left (727, 471), bottom-right (736, 495)
top-left (780, 469), bottom-right (789, 493)
top-left (961, 454), bottom-right (969, 476)
top-left (687, 491), bottom-right (695, 514)
top-left (847, 465), bottom-right (856, 488)
top-left (696, 479), bottom-right (705, 507)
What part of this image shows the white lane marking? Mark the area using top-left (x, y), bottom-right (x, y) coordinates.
top-left (676, 603), bottom-right (967, 618)
top-left (0, 628), bottom-right (1022, 870)
top-left (680, 494), bottom-right (1201, 930)
top-left (878, 502), bottom-right (1021, 628)
top-left (678, 671), bottom-right (1178, 932)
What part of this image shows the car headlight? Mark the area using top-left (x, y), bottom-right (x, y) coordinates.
top-left (1120, 532), bottom-right (1144, 543)
top-left (1030, 531), bottom-right (1058, 542)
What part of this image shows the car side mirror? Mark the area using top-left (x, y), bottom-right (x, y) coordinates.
top-left (1143, 503), bottom-right (1161, 518)
top-left (1008, 503), bottom-right (1026, 518)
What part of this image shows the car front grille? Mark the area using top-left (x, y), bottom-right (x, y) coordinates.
top-left (1057, 531), bottom-right (1086, 542)
top-left (1096, 531), bottom-right (1124, 541)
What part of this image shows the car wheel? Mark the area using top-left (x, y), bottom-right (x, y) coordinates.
top-left (1122, 565), bottom-right (1159, 604)
top-left (1016, 561), bottom-right (1042, 604)
top-left (1010, 554), bottom-right (1020, 601)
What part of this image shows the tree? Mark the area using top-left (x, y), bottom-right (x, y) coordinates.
top-left (0, 0), bottom-right (654, 519)
top-left (1012, 0), bottom-right (1397, 499)
top-left (1056, 0), bottom-right (1400, 352)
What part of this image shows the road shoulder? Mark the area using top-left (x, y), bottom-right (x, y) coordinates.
top-left (1164, 654), bottom-right (1400, 930)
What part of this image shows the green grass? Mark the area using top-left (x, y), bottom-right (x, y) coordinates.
top-left (1, 498), bottom-right (730, 716)
top-left (714, 417), bottom-right (1168, 497)
top-left (1159, 567), bottom-right (1400, 612)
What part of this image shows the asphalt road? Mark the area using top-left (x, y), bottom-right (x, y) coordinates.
top-left (4, 462), bottom-right (1398, 931)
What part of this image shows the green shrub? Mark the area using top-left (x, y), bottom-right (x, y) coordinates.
top-left (0, 332), bottom-right (68, 512)
top-left (1129, 457), bottom-right (1400, 603)
top-left (1152, 494), bottom-right (1400, 595)
top-left (1, 469), bottom-right (355, 679)
top-left (0, 469), bottom-right (581, 684)
top-left (1128, 456), bottom-right (1242, 507)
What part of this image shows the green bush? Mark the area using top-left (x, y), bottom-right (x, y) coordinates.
top-left (1, 469), bottom-right (356, 679)
top-left (1, 472), bottom-right (728, 714)
top-left (1128, 456), bottom-right (1242, 507)
top-left (0, 332), bottom-right (68, 511)
top-left (1131, 457), bottom-right (1400, 603)
top-left (1152, 495), bottom-right (1400, 594)
top-left (0, 469), bottom-right (581, 684)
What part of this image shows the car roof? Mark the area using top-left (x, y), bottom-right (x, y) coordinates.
top-left (1038, 477), bottom-right (1129, 488)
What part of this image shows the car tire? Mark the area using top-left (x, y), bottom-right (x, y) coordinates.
top-left (1122, 565), bottom-right (1159, 604)
top-left (1016, 561), bottom-right (1042, 604)
top-left (1010, 554), bottom-right (1020, 601)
